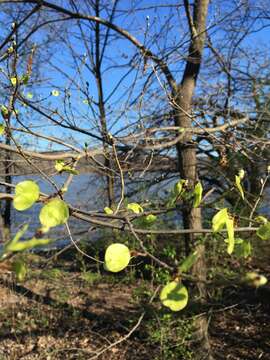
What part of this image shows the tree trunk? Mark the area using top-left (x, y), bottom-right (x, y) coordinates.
top-left (174, 1), bottom-right (213, 358)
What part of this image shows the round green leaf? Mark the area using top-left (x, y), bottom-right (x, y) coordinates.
top-left (104, 243), bottom-right (130, 273)
top-left (160, 281), bottom-right (188, 312)
top-left (39, 198), bottom-right (69, 229)
top-left (13, 180), bottom-right (39, 211)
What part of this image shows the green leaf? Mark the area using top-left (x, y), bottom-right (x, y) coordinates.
top-left (12, 260), bottom-right (27, 282)
top-left (144, 214), bottom-right (157, 224)
top-left (235, 175), bottom-right (244, 200)
top-left (212, 208), bottom-right (228, 232)
top-left (257, 222), bottom-right (270, 240)
top-left (4, 224), bottom-right (29, 253)
top-left (179, 251), bottom-right (198, 273)
top-left (51, 89), bottom-right (60, 96)
top-left (225, 217), bottom-right (235, 255)
top-left (104, 243), bottom-right (130, 273)
top-left (126, 203), bottom-right (143, 214)
top-left (21, 74), bottom-right (29, 85)
top-left (160, 281), bottom-right (188, 312)
top-left (1, 105), bottom-right (8, 119)
top-left (6, 237), bottom-right (52, 252)
top-left (245, 272), bottom-right (267, 288)
top-left (234, 240), bottom-right (252, 259)
top-left (0, 123), bottom-right (5, 135)
top-left (39, 198), bottom-right (69, 230)
top-left (55, 160), bottom-right (79, 175)
top-left (26, 92), bottom-right (33, 99)
top-left (10, 77), bottom-right (17, 86)
top-left (13, 180), bottom-right (39, 211)
top-left (174, 179), bottom-right (187, 197)
top-left (104, 207), bottom-right (114, 215)
top-left (193, 182), bottom-right (203, 208)
top-left (255, 216), bottom-right (268, 224)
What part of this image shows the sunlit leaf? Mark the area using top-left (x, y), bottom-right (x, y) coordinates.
top-left (13, 180), bottom-right (39, 211)
top-left (193, 182), bottom-right (203, 208)
top-left (26, 92), bottom-right (33, 99)
top-left (104, 243), bottom-right (130, 273)
top-left (212, 208), bottom-right (228, 232)
top-left (226, 217), bottom-right (235, 255)
top-left (6, 237), bottom-right (52, 252)
top-left (0, 123), bottom-right (4, 135)
top-left (1, 105), bottom-right (8, 119)
top-left (160, 281), bottom-right (188, 312)
top-left (127, 203), bottom-right (143, 214)
top-left (51, 89), bottom-right (60, 96)
top-left (235, 175), bottom-right (244, 200)
top-left (55, 160), bottom-right (78, 175)
top-left (255, 216), bottom-right (268, 224)
top-left (179, 251), bottom-right (198, 273)
top-left (104, 207), bottom-right (114, 215)
top-left (39, 198), bottom-right (69, 230)
top-left (245, 272), bottom-right (267, 288)
top-left (10, 77), bottom-right (17, 86)
top-left (144, 214), bottom-right (157, 224)
top-left (257, 222), bottom-right (270, 240)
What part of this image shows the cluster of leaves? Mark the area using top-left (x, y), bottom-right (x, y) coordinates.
top-left (4, 173), bottom-right (270, 311)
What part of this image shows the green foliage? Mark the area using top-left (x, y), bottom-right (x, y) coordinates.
top-left (179, 251), bottom-right (198, 273)
top-left (256, 222), bottom-right (270, 240)
top-left (5, 237), bottom-right (52, 252)
top-left (126, 202), bottom-right (143, 214)
top-left (212, 208), bottom-right (235, 254)
top-left (55, 160), bottom-right (79, 175)
top-left (12, 259), bottom-right (27, 282)
top-left (212, 208), bottom-right (228, 232)
top-left (234, 240), bottom-right (252, 259)
top-left (235, 175), bottom-right (245, 200)
top-left (104, 243), bottom-right (131, 272)
top-left (13, 180), bottom-right (40, 211)
top-left (39, 198), bottom-right (69, 231)
top-left (104, 206), bottom-right (114, 214)
top-left (0, 123), bottom-right (4, 135)
top-left (51, 89), bottom-right (60, 96)
top-left (193, 182), bottom-right (203, 208)
top-left (160, 281), bottom-right (188, 312)
top-left (167, 179), bottom-right (187, 207)
top-left (244, 272), bottom-right (267, 288)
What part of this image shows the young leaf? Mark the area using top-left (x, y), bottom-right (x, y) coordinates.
top-left (104, 243), bottom-right (130, 273)
top-left (234, 240), bottom-right (252, 259)
top-left (160, 281), bottom-right (188, 312)
top-left (104, 207), bottom-right (114, 215)
top-left (6, 237), bottom-right (52, 252)
top-left (55, 160), bottom-right (79, 175)
top-left (13, 180), bottom-right (39, 211)
top-left (193, 182), bottom-right (203, 208)
top-left (126, 203), bottom-right (143, 214)
top-left (39, 198), bottom-right (69, 230)
top-left (144, 214), bottom-right (157, 224)
top-left (225, 217), bottom-right (235, 255)
top-left (174, 179), bottom-right (187, 197)
top-left (51, 89), bottom-right (60, 96)
top-left (245, 272), bottom-right (267, 288)
top-left (212, 208), bottom-right (228, 232)
top-left (10, 77), bottom-right (17, 86)
top-left (12, 260), bottom-right (27, 282)
top-left (235, 175), bottom-right (244, 200)
top-left (0, 123), bottom-right (4, 135)
top-left (179, 251), bottom-right (198, 273)
top-left (256, 222), bottom-right (270, 240)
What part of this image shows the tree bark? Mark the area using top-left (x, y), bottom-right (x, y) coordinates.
top-left (174, 1), bottom-right (213, 359)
